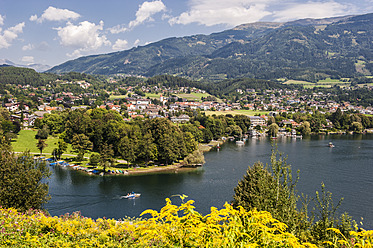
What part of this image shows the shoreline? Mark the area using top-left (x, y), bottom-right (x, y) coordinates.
top-left (55, 139), bottom-right (226, 177)
top-left (48, 132), bottom-right (373, 176)
top-left (101, 139), bottom-right (226, 176)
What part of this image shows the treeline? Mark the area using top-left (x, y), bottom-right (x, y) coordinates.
top-left (144, 75), bottom-right (301, 98)
top-left (35, 108), bottom-right (199, 165)
top-left (326, 87), bottom-right (373, 107)
top-left (0, 67), bottom-right (47, 86)
top-left (272, 109), bottom-right (373, 135)
top-left (35, 109), bottom-right (253, 163)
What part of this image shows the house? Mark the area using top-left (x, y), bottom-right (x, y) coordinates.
top-left (170, 114), bottom-right (190, 123)
top-left (248, 116), bottom-right (266, 127)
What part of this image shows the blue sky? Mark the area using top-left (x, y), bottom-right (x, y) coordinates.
top-left (1, 0), bottom-right (372, 67)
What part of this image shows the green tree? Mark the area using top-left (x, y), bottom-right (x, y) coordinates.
top-left (49, 100), bottom-right (57, 107)
top-left (310, 183), bottom-right (355, 244)
top-left (267, 123), bottom-right (279, 137)
top-left (233, 115), bottom-right (251, 134)
top-left (100, 143), bottom-right (115, 172)
top-left (38, 113), bottom-right (65, 134)
top-left (52, 139), bottom-right (68, 160)
top-left (36, 139), bottom-right (48, 155)
top-left (298, 121), bottom-right (311, 136)
top-left (71, 133), bottom-right (92, 161)
top-left (137, 132), bottom-right (158, 165)
top-left (118, 136), bottom-right (137, 166)
top-left (157, 133), bottom-right (179, 165)
top-left (89, 153), bottom-right (101, 166)
top-left (182, 132), bottom-right (198, 154)
top-left (350, 121), bottom-right (363, 133)
top-left (267, 116), bottom-right (276, 126)
top-left (0, 150), bottom-right (51, 211)
top-left (183, 149), bottom-right (205, 166)
top-left (36, 125), bottom-right (49, 139)
top-left (232, 147), bottom-right (308, 235)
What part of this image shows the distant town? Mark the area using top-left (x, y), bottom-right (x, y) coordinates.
top-left (3, 75), bottom-right (373, 136)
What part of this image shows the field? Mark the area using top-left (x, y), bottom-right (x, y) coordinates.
top-left (109, 95), bottom-right (126, 100)
top-left (203, 110), bottom-right (269, 116)
top-left (145, 93), bottom-right (162, 99)
top-left (12, 129), bottom-right (73, 156)
top-left (283, 78), bottom-right (351, 88)
top-left (176, 92), bottom-right (213, 102)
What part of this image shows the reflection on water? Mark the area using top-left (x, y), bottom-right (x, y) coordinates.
top-left (46, 134), bottom-right (373, 228)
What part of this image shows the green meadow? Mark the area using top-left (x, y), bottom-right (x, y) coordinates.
top-left (12, 129), bottom-right (73, 155)
top-left (203, 110), bottom-right (269, 116)
top-left (283, 78), bottom-right (351, 89)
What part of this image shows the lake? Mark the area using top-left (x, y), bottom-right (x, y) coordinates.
top-left (46, 134), bottom-right (373, 229)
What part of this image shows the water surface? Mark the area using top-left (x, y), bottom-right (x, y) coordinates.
top-left (46, 134), bottom-right (373, 228)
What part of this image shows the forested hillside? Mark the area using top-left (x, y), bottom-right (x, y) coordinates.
top-left (48, 13), bottom-right (373, 82)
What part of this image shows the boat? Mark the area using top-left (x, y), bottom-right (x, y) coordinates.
top-left (121, 193), bottom-right (141, 199)
top-left (236, 140), bottom-right (245, 146)
top-left (328, 142), bottom-right (335, 148)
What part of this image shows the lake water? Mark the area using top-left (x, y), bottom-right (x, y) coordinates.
top-left (46, 134), bottom-right (373, 229)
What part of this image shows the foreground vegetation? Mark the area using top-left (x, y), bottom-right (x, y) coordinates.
top-left (2, 197), bottom-right (372, 248)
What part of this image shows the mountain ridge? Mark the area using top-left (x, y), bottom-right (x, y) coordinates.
top-left (48, 13), bottom-right (373, 81)
top-left (0, 59), bottom-right (51, 72)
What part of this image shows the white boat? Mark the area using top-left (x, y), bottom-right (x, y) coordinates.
top-left (236, 140), bottom-right (245, 146)
top-left (121, 193), bottom-right (141, 199)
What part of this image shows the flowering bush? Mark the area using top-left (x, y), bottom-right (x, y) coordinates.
top-left (0, 198), bottom-right (371, 247)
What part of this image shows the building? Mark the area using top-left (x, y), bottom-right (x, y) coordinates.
top-left (248, 116), bottom-right (266, 127)
top-left (170, 114), bottom-right (190, 123)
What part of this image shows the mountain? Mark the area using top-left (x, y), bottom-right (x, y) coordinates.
top-left (0, 59), bottom-right (51, 72)
top-left (48, 13), bottom-right (373, 81)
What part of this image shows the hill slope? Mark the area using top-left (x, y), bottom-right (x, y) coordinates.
top-left (48, 13), bottom-right (373, 81)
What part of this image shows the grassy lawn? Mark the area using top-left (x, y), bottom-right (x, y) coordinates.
top-left (109, 95), bottom-right (127, 100)
top-left (12, 129), bottom-right (73, 155)
top-left (145, 93), bottom-right (162, 99)
top-left (176, 93), bottom-right (210, 101)
top-left (318, 78), bottom-right (345, 83)
top-left (203, 110), bottom-right (269, 116)
top-left (284, 79), bottom-right (351, 89)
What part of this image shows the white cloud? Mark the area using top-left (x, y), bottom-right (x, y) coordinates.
top-left (112, 39), bottom-right (129, 50)
top-left (55, 20), bottom-right (111, 57)
top-left (129, 0), bottom-right (166, 28)
top-left (21, 56), bottom-right (34, 64)
top-left (0, 14), bottom-right (4, 26)
top-left (22, 43), bottom-right (34, 51)
top-left (273, 1), bottom-right (352, 22)
top-left (31, 6), bottom-right (80, 23)
top-left (29, 15), bottom-right (38, 22)
top-left (0, 22), bottom-right (25, 49)
top-left (134, 39), bottom-right (140, 46)
top-left (108, 24), bottom-right (127, 34)
top-left (169, 0), bottom-right (271, 27)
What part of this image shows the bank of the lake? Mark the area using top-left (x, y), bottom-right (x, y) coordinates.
top-left (45, 134), bottom-right (373, 229)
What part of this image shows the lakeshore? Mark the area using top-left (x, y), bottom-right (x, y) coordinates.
top-left (46, 139), bottom-right (225, 176)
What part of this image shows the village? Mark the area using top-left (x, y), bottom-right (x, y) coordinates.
top-left (3, 78), bottom-right (373, 135)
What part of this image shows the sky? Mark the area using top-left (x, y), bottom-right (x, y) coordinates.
top-left (1, 0), bottom-right (372, 67)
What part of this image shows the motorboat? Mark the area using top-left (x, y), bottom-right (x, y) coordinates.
top-left (236, 140), bottom-right (245, 146)
top-left (121, 193), bottom-right (141, 199)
